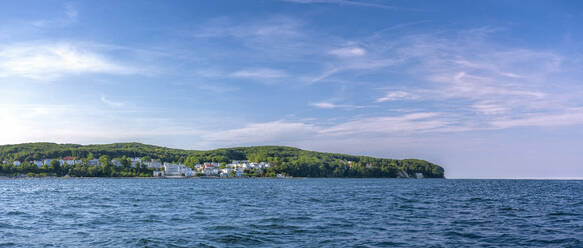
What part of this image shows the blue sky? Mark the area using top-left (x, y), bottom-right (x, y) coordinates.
top-left (1, 0), bottom-right (583, 178)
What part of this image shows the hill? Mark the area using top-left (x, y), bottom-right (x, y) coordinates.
top-left (0, 142), bottom-right (445, 178)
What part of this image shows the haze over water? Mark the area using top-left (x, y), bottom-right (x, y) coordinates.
top-left (1, 178), bottom-right (581, 247)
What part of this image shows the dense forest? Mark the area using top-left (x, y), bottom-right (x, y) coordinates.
top-left (0, 142), bottom-right (445, 178)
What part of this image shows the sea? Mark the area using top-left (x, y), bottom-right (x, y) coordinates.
top-left (0, 178), bottom-right (581, 247)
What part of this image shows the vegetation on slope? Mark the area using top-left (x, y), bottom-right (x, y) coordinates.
top-left (0, 143), bottom-right (444, 178)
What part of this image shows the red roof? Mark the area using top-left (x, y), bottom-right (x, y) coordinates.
top-left (63, 157), bottom-right (76, 160)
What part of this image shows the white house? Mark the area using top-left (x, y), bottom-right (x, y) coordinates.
top-left (112, 160), bottom-right (122, 167)
top-left (163, 163), bottom-right (194, 177)
top-left (145, 160), bottom-right (162, 169)
top-left (164, 163), bottom-right (180, 176)
top-left (63, 157), bottom-right (76, 165)
top-left (203, 167), bottom-right (219, 175)
top-left (13, 161), bottom-right (21, 166)
top-left (131, 161), bottom-right (139, 168)
top-left (33, 160), bottom-right (44, 167)
top-left (88, 159), bottom-right (100, 166)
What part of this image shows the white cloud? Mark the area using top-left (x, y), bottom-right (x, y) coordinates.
top-left (472, 102), bottom-right (507, 115)
top-left (311, 102), bottom-right (336, 109)
top-left (31, 3), bottom-right (78, 28)
top-left (376, 91), bottom-right (418, 102)
top-left (310, 101), bottom-right (364, 109)
top-left (0, 42), bottom-right (135, 80)
top-left (282, 0), bottom-right (401, 9)
top-left (64, 3), bottom-right (78, 20)
top-left (490, 109), bottom-right (583, 129)
top-left (230, 68), bottom-right (287, 79)
top-left (100, 96), bottom-right (125, 107)
top-left (321, 112), bottom-right (452, 135)
top-left (309, 58), bottom-right (398, 83)
top-left (329, 47), bottom-right (366, 57)
top-left (0, 104), bottom-right (202, 145)
top-left (196, 16), bottom-right (302, 39)
top-left (203, 121), bottom-right (318, 144)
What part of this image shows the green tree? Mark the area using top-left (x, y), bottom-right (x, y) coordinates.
top-left (49, 159), bottom-right (61, 175)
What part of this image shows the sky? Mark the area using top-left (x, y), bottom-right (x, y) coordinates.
top-left (1, 0), bottom-right (583, 178)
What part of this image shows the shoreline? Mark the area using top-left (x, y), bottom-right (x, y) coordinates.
top-left (0, 175), bottom-right (444, 180)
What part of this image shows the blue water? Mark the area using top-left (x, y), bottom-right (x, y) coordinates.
top-left (0, 179), bottom-right (581, 247)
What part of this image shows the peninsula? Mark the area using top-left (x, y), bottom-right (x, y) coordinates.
top-left (0, 143), bottom-right (444, 178)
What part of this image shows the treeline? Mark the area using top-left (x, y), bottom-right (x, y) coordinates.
top-left (0, 155), bottom-right (154, 178)
top-left (0, 143), bottom-right (445, 178)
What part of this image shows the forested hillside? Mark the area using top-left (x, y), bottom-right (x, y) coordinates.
top-left (0, 143), bottom-right (445, 178)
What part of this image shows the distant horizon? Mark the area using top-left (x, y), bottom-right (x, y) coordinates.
top-left (2, 1), bottom-right (583, 179)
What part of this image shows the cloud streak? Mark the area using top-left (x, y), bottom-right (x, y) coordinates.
top-left (100, 96), bottom-right (125, 107)
top-left (0, 42), bottom-right (136, 80)
top-left (230, 68), bottom-right (288, 79)
top-left (282, 0), bottom-right (405, 10)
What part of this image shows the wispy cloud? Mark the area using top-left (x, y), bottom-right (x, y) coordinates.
top-left (230, 68), bottom-right (288, 79)
top-left (195, 16), bottom-right (302, 39)
top-left (321, 112), bottom-right (452, 135)
top-left (100, 96), bottom-right (125, 107)
top-left (0, 42), bottom-right (136, 80)
top-left (318, 27), bottom-right (580, 131)
top-left (282, 0), bottom-right (404, 10)
top-left (31, 3), bottom-right (78, 28)
top-left (471, 102), bottom-right (508, 115)
top-left (310, 101), bottom-right (364, 110)
top-left (0, 103), bottom-right (204, 145)
top-left (203, 121), bottom-right (318, 144)
top-left (376, 91), bottom-right (418, 102)
top-left (490, 108), bottom-right (583, 129)
top-left (329, 47), bottom-right (366, 57)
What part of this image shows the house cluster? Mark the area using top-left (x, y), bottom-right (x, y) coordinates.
top-left (3, 157), bottom-right (82, 167)
top-left (3, 157), bottom-right (272, 178)
top-left (2, 157), bottom-right (164, 169)
top-left (154, 160), bottom-right (271, 177)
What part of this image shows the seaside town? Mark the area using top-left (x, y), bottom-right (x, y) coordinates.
top-left (1, 157), bottom-right (274, 178)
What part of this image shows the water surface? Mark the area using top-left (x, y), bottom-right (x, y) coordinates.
top-left (1, 178), bottom-right (581, 247)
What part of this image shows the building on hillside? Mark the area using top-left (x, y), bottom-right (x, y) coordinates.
top-left (63, 157), bottom-right (77, 165)
top-left (112, 160), bottom-right (122, 167)
top-left (131, 161), bottom-right (139, 168)
top-left (33, 161), bottom-right (44, 167)
top-left (13, 161), bottom-right (21, 166)
top-left (203, 167), bottom-right (219, 175)
top-left (145, 160), bottom-right (162, 169)
top-left (164, 163), bottom-right (180, 176)
top-left (43, 159), bottom-right (52, 165)
top-left (220, 168), bottom-right (233, 177)
top-left (163, 162), bottom-right (194, 177)
top-left (88, 159), bottom-right (100, 166)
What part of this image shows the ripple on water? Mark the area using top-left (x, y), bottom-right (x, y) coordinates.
top-left (0, 178), bottom-right (581, 247)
